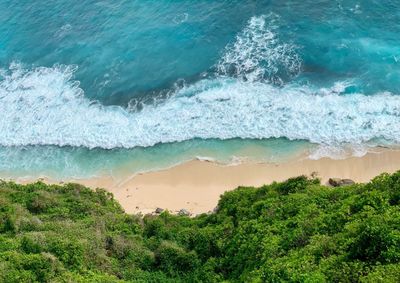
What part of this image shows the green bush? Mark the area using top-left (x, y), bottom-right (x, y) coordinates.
top-left (155, 241), bottom-right (199, 276)
top-left (0, 173), bottom-right (399, 282)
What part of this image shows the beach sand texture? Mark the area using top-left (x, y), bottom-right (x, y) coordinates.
top-left (61, 149), bottom-right (400, 215)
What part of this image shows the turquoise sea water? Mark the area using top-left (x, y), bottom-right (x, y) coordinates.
top-left (1, 1), bottom-right (400, 179)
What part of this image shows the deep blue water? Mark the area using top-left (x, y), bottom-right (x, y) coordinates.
top-left (1, 1), bottom-right (400, 178)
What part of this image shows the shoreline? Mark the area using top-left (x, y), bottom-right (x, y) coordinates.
top-left (9, 148), bottom-right (400, 215)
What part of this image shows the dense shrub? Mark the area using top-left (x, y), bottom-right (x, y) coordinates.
top-left (0, 173), bottom-right (399, 282)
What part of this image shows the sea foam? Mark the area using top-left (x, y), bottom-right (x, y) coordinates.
top-left (1, 63), bottom-right (400, 149)
top-left (216, 14), bottom-right (301, 84)
top-left (1, 16), bottom-right (400, 150)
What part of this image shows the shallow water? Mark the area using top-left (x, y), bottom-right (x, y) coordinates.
top-left (0, 139), bottom-right (313, 179)
top-left (1, 1), bottom-right (399, 178)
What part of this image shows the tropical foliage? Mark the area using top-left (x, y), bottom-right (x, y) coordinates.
top-left (0, 172), bottom-right (399, 282)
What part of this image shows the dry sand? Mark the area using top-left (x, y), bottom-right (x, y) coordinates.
top-left (57, 148), bottom-right (400, 215)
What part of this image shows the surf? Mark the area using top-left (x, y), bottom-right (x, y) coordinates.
top-left (1, 15), bottom-right (400, 150)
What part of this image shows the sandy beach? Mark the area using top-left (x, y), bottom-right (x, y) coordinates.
top-left (35, 148), bottom-right (395, 215)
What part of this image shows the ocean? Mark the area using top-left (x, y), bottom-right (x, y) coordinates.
top-left (1, 0), bottom-right (400, 179)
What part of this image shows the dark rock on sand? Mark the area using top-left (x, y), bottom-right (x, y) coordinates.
top-left (329, 178), bottom-right (355, 187)
top-left (341, 179), bottom-right (355, 186)
top-left (155, 208), bottom-right (164, 214)
top-left (178, 209), bottom-right (190, 216)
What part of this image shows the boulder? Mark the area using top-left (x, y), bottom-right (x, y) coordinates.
top-left (329, 178), bottom-right (355, 187)
top-left (178, 209), bottom-right (190, 216)
top-left (328, 178), bottom-right (342, 187)
top-left (341, 179), bottom-right (355, 186)
top-left (155, 207), bottom-right (164, 214)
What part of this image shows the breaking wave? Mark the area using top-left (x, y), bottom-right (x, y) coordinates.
top-left (216, 14), bottom-right (301, 84)
top-left (1, 16), bottom-right (400, 150)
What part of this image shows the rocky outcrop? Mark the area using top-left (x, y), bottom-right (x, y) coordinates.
top-left (178, 209), bottom-right (190, 216)
top-left (328, 178), bottom-right (355, 187)
top-left (155, 207), bottom-right (164, 214)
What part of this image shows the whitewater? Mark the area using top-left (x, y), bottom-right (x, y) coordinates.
top-left (1, 0), bottom-right (400, 178)
top-left (1, 15), bottom-right (400, 150)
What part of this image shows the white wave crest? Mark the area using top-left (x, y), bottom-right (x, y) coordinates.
top-left (1, 63), bottom-right (400, 149)
top-left (216, 14), bottom-right (301, 84)
top-left (308, 144), bottom-right (370, 160)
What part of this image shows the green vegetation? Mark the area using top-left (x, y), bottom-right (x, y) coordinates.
top-left (0, 172), bottom-right (399, 282)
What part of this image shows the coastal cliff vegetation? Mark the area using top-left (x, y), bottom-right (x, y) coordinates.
top-left (0, 173), bottom-right (399, 282)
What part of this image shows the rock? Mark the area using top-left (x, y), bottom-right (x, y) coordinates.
top-left (329, 178), bottom-right (355, 187)
top-left (328, 178), bottom-right (342, 187)
top-left (341, 179), bottom-right (355, 186)
top-left (178, 209), bottom-right (190, 216)
top-left (155, 207), bottom-right (164, 214)
top-left (213, 206), bottom-right (219, 213)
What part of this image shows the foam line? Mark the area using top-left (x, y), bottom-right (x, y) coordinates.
top-left (1, 64), bottom-right (400, 149)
